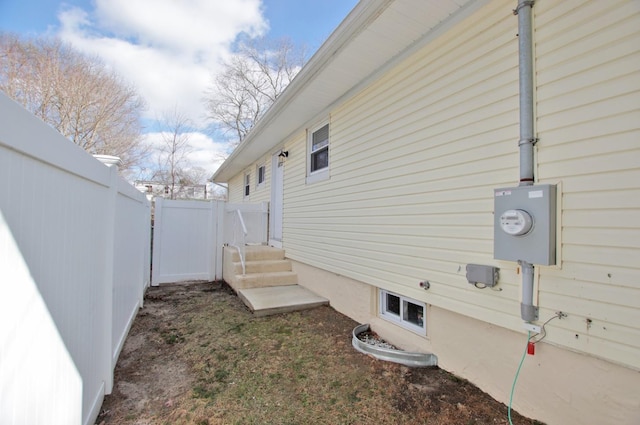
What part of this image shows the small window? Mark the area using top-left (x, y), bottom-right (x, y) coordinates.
top-left (307, 122), bottom-right (329, 184)
top-left (257, 164), bottom-right (266, 188)
top-left (311, 124), bottom-right (329, 172)
top-left (380, 290), bottom-right (426, 335)
top-left (386, 293), bottom-right (400, 316)
top-left (244, 173), bottom-right (250, 198)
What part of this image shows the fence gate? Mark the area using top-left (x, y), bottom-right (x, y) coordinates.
top-left (151, 198), bottom-right (224, 285)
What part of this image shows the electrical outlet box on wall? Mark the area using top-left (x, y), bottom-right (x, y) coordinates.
top-left (493, 184), bottom-right (557, 266)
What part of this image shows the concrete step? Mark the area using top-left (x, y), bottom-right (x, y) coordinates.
top-left (227, 246), bottom-right (286, 262)
top-left (238, 285), bottom-right (329, 317)
top-left (234, 271), bottom-right (298, 290)
top-left (233, 259), bottom-right (292, 275)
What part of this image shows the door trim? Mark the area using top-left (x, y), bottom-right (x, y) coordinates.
top-left (269, 152), bottom-right (284, 248)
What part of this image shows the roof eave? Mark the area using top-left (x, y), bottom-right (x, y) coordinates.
top-left (212, 0), bottom-right (480, 183)
top-left (212, 0), bottom-right (393, 183)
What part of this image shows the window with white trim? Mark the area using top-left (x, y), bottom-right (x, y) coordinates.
top-left (379, 290), bottom-right (426, 335)
top-left (243, 173), bottom-right (250, 198)
top-left (307, 122), bottom-right (329, 183)
top-left (256, 164), bottom-right (266, 189)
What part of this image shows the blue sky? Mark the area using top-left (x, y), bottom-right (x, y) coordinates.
top-left (0, 0), bottom-right (358, 177)
top-left (0, 1), bottom-right (356, 51)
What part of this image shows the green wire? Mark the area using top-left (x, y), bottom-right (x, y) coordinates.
top-left (509, 331), bottom-right (531, 425)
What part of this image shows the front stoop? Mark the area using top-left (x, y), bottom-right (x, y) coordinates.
top-left (223, 245), bottom-right (328, 316)
top-left (238, 285), bottom-right (329, 317)
top-left (223, 246), bottom-right (297, 291)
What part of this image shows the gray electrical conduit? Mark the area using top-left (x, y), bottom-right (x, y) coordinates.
top-left (516, 0), bottom-right (537, 323)
top-left (510, 2), bottom-right (537, 424)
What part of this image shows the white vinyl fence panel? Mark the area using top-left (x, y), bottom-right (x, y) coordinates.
top-left (224, 202), bottom-right (269, 245)
top-left (152, 198), bottom-right (224, 285)
top-left (223, 202), bottom-right (269, 274)
top-left (112, 180), bottom-right (152, 363)
top-left (0, 92), bottom-right (151, 425)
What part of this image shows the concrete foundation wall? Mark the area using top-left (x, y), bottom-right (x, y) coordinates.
top-left (292, 259), bottom-right (640, 425)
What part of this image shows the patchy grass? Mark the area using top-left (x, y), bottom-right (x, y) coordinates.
top-left (96, 282), bottom-right (542, 425)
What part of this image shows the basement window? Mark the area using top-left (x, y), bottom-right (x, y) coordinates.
top-left (379, 290), bottom-right (426, 335)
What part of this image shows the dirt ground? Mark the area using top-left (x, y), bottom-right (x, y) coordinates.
top-left (96, 281), bottom-right (542, 425)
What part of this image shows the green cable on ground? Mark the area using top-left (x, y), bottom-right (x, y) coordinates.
top-left (509, 331), bottom-right (531, 425)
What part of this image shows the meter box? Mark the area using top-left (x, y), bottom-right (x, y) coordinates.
top-left (494, 184), bottom-right (557, 265)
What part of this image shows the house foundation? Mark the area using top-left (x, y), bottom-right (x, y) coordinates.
top-left (291, 259), bottom-right (640, 425)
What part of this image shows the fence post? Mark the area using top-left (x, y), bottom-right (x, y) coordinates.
top-left (261, 201), bottom-right (269, 244)
top-left (207, 201), bottom-right (216, 282)
top-left (102, 164), bottom-right (118, 394)
top-left (141, 200), bottom-right (152, 304)
top-left (214, 201), bottom-right (226, 281)
top-left (151, 197), bottom-right (163, 286)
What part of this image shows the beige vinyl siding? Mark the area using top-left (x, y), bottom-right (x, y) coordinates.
top-left (281, 0), bottom-right (640, 370)
top-left (284, 0), bottom-right (523, 327)
top-left (251, 154), bottom-right (272, 203)
top-left (226, 0), bottom-right (640, 369)
top-left (228, 154), bottom-right (273, 203)
top-left (228, 173), bottom-right (244, 203)
top-left (534, 0), bottom-right (640, 369)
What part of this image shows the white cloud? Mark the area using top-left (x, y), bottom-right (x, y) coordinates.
top-left (142, 131), bottom-right (228, 178)
top-left (56, 0), bottom-right (267, 180)
top-left (94, 0), bottom-right (266, 53)
top-left (57, 0), bottom-right (268, 128)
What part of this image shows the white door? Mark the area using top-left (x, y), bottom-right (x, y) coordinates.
top-left (269, 153), bottom-right (284, 247)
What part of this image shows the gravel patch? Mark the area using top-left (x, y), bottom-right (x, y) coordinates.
top-left (356, 330), bottom-right (398, 350)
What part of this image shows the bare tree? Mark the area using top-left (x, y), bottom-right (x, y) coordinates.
top-left (152, 109), bottom-right (208, 200)
top-left (0, 33), bottom-right (147, 173)
top-left (204, 37), bottom-right (306, 147)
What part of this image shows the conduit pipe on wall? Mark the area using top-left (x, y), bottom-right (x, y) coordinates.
top-left (515, 0), bottom-right (538, 322)
top-left (516, 0), bottom-right (536, 187)
top-left (519, 261), bottom-right (537, 322)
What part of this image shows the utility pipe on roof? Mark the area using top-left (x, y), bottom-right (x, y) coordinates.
top-left (515, 0), bottom-right (538, 322)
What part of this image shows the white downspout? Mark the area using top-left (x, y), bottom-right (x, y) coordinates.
top-left (515, 0), bottom-right (537, 322)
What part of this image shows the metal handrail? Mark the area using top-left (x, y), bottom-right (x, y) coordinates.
top-left (224, 202), bottom-right (269, 275)
top-left (236, 209), bottom-right (248, 237)
top-left (230, 209), bottom-right (248, 275)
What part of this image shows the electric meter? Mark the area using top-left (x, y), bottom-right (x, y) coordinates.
top-left (493, 184), bottom-right (557, 265)
top-left (499, 209), bottom-right (533, 236)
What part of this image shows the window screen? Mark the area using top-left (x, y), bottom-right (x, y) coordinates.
top-left (310, 124), bottom-right (329, 173)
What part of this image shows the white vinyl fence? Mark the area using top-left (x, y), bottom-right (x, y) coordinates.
top-left (0, 92), bottom-right (151, 425)
top-left (150, 200), bottom-right (269, 284)
top-left (224, 202), bottom-right (269, 245)
top-left (151, 198), bottom-right (224, 285)
top-left (224, 202), bottom-right (269, 274)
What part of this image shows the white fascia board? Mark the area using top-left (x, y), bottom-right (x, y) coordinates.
top-left (211, 0), bottom-right (477, 183)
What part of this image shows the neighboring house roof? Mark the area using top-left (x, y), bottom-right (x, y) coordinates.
top-left (212, 0), bottom-right (484, 182)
